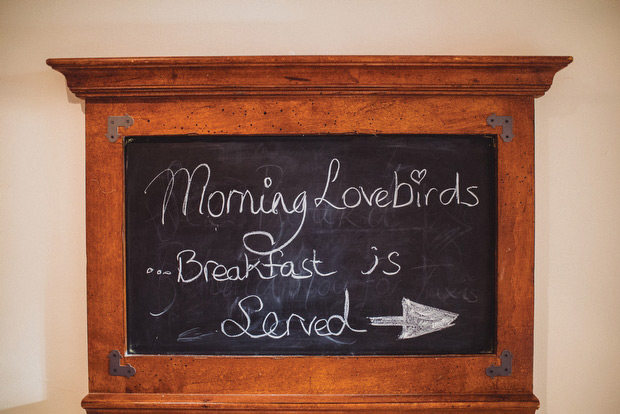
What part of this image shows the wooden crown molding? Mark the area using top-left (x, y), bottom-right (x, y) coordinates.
top-left (47, 55), bottom-right (572, 99)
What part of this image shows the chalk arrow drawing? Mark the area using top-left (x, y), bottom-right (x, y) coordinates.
top-left (368, 298), bottom-right (459, 340)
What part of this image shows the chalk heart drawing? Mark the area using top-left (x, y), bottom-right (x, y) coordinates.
top-left (410, 169), bottom-right (427, 185)
top-left (368, 298), bottom-right (458, 339)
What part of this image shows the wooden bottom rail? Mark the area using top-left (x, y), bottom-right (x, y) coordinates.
top-left (82, 393), bottom-right (540, 413)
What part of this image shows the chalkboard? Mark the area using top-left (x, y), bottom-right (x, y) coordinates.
top-left (125, 134), bottom-right (497, 355)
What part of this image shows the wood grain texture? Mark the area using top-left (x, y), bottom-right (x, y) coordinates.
top-left (82, 393), bottom-right (540, 413)
top-left (47, 55), bottom-right (571, 99)
top-left (47, 56), bottom-right (571, 413)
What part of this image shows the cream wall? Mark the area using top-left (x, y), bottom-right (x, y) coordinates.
top-left (1, 1), bottom-right (618, 413)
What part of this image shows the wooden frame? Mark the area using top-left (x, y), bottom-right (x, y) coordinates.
top-left (48, 56), bottom-right (571, 413)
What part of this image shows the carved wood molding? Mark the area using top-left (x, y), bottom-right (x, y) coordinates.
top-left (47, 55), bottom-right (572, 99)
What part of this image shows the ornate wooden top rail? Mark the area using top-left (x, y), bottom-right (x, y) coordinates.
top-left (47, 55), bottom-right (572, 99)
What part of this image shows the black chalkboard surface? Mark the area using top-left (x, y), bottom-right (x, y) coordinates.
top-left (125, 134), bottom-right (496, 355)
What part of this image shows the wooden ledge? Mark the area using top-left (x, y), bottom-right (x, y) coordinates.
top-left (82, 392), bottom-right (540, 413)
top-left (47, 55), bottom-right (572, 100)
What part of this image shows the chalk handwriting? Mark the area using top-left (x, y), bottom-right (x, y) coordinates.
top-left (176, 248), bottom-right (336, 283)
top-left (144, 158), bottom-right (480, 257)
top-left (137, 154), bottom-right (486, 345)
top-left (313, 159), bottom-right (479, 210)
top-left (221, 289), bottom-right (367, 339)
top-left (360, 246), bottom-right (401, 276)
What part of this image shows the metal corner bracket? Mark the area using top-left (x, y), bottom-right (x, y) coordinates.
top-left (106, 114), bottom-right (134, 143)
top-left (108, 350), bottom-right (136, 378)
top-left (486, 349), bottom-right (513, 378)
top-left (487, 114), bottom-right (513, 142)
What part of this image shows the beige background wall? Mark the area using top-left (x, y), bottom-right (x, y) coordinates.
top-left (1, 1), bottom-right (618, 413)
